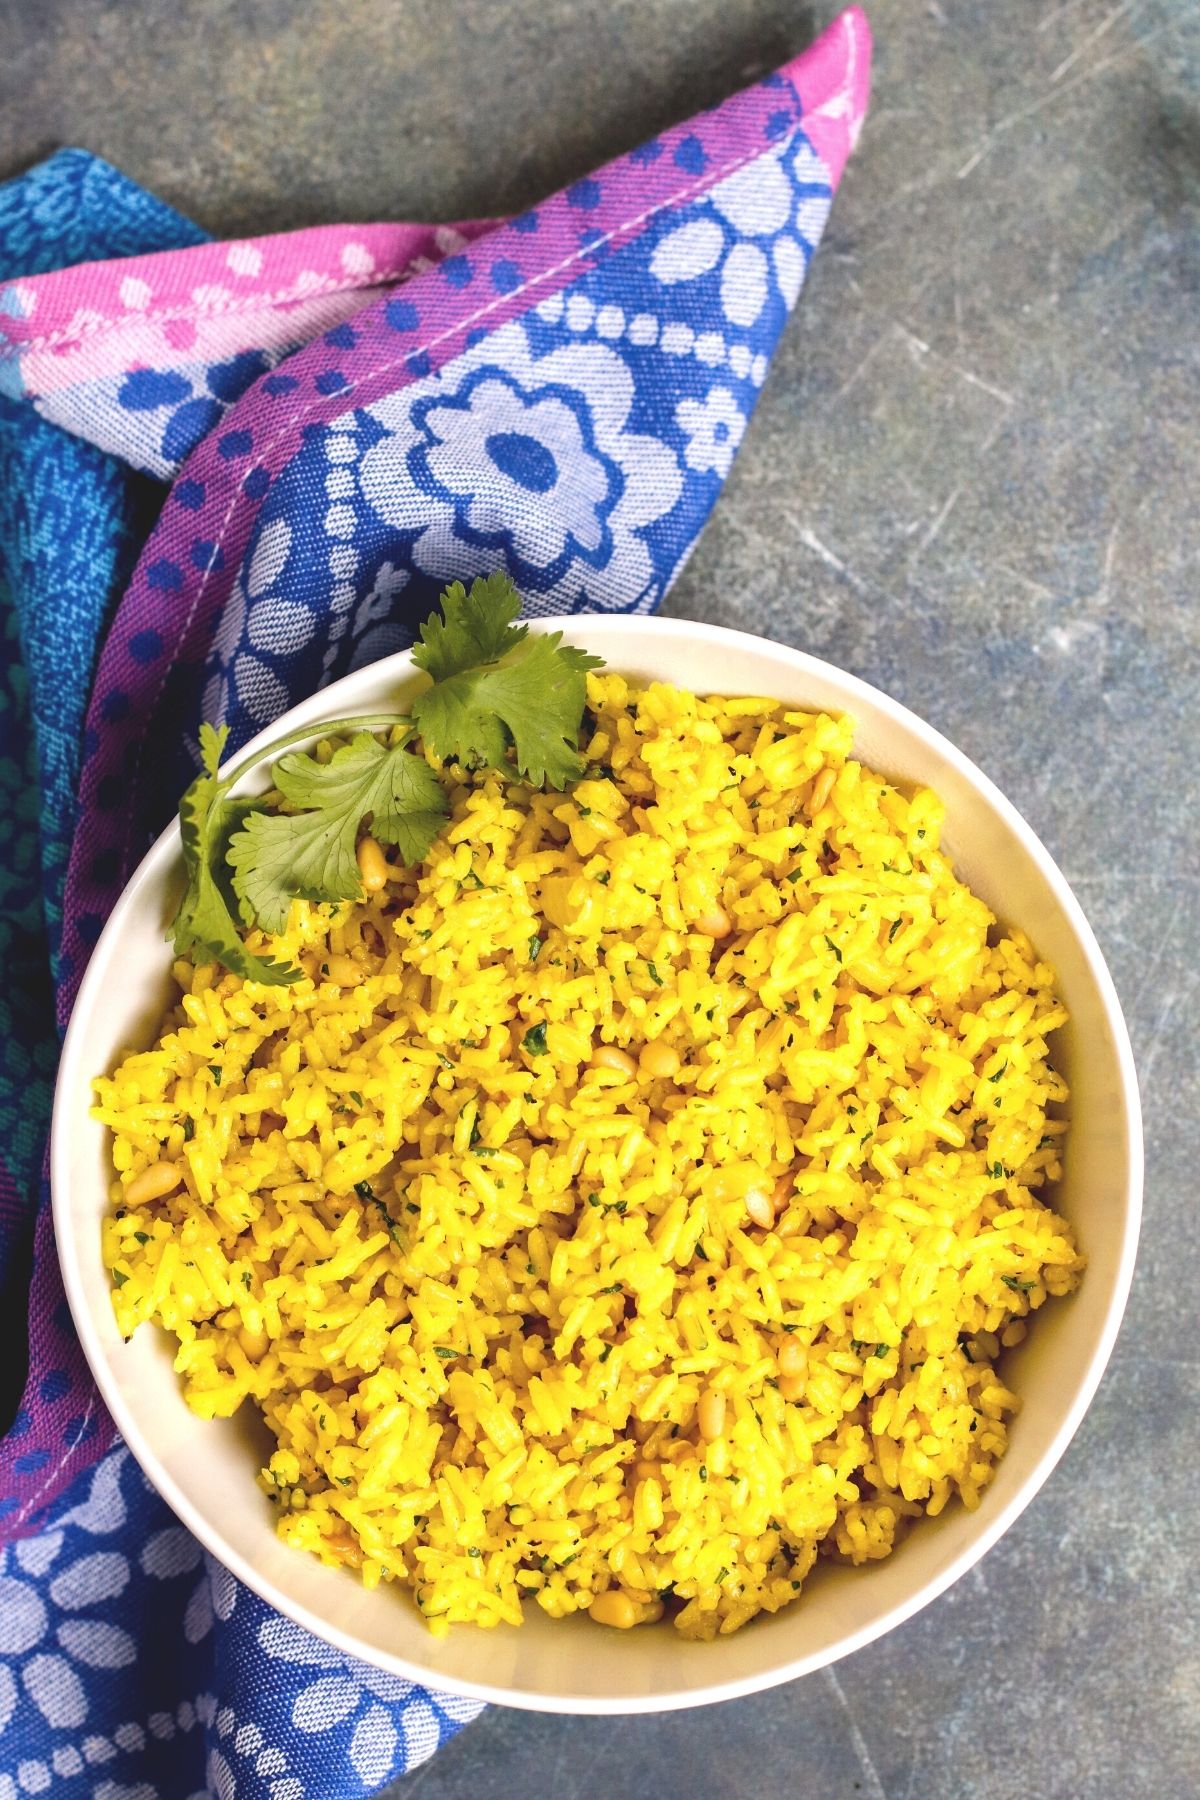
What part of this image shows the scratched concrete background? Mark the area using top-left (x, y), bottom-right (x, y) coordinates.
top-left (2, 0), bottom-right (1197, 1795)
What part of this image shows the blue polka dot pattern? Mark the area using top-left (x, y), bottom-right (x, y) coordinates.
top-left (99, 689), bottom-right (130, 723)
top-left (38, 1369), bottom-right (70, 1405)
top-left (174, 477), bottom-right (206, 510)
top-left (144, 561), bottom-right (182, 592)
top-left (118, 368), bottom-right (191, 410)
top-left (673, 134), bottom-right (708, 173)
top-left (128, 629), bottom-right (165, 662)
top-left (440, 254), bottom-right (474, 288)
top-left (217, 428), bottom-right (254, 459)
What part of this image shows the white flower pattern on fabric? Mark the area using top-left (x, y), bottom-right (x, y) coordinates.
top-left (649, 139), bottom-right (824, 334)
top-left (198, 126), bottom-right (836, 749)
top-left (257, 1615), bottom-right (484, 1786)
top-left (0, 1460), bottom-right (140, 1742)
top-left (358, 320), bottom-right (683, 614)
top-left (675, 387), bottom-right (747, 478)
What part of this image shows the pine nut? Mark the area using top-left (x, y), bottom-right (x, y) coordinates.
top-left (125, 1161), bottom-right (183, 1206)
top-left (638, 1040), bottom-right (680, 1081)
top-left (775, 1334), bottom-right (806, 1379)
top-left (589, 1588), bottom-right (640, 1629)
top-left (744, 1183), bottom-right (775, 1230)
top-left (693, 903), bottom-right (732, 939)
top-left (807, 766), bottom-right (837, 816)
top-left (697, 1386), bottom-right (726, 1442)
top-left (778, 1372), bottom-right (807, 1403)
top-left (591, 1044), bottom-right (637, 1077)
top-left (356, 834), bottom-right (390, 893)
top-left (325, 954), bottom-right (365, 986)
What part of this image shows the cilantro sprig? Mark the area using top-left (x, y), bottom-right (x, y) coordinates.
top-left (227, 729), bottom-right (446, 933)
top-left (411, 573), bottom-right (602, 788)
top-left (168, 575), bottom-right (602, 982)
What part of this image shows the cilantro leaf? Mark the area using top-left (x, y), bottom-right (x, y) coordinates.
top-left (171, 724), bottom-right (299, 985)
top-left (411, 574), bottom-right (603, 788)
top-left (226, 731), bottom-right (447, 933)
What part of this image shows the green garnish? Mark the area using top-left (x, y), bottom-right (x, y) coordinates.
top-left (171, 724), bottom-right (299, 986)
top-left (434, 1346), bottom-right (458, 1359)
top-left (168, 575), bottom-right (602, 983)
top-left (528, 935), bottom-right (543, 961)
top-left (227, 729), bottom-right (446, 933)
top-left (522, 1023), bottom-right (549, 1057)
top-left (411, 574), bottom-right (602, 787)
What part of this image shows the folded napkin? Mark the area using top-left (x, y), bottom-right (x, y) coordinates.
top-left (0, 11), bottom-right (869, 1794)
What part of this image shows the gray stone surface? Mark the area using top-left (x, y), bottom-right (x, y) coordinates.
top-left (2, 1), bottom-right (1196, 1795)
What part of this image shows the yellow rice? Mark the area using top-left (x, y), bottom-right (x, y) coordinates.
top-left (95, 675), bottom-right (1082, 1638)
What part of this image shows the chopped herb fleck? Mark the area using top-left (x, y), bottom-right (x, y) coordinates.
top-left (646, 960), bottom-right (664, 986)
top-left (1002, 1275), bottom-right (1035, 1293)
top-left (182, 1116), bottom-right (195, 1142)
top-left (823, 935), bottom-right (842, 964)
top-left (208, 1064), bottom-right (221, 1082)
top-left (522, 1023), bottom-right (549, 1057)
top-left (354, 1181), bottom-right (376, 1201)
top-left (434, 1346), bottom-right (458, 1359)
top-left (528, 934), bottom-right (543, 961)
top-left (888, 919), bottom-right (902, 943)
top-left (599, 1344), bottom-right (613, 1364)
top-left (111, 1269), bottom-right (128, 1288)
top-left (134, 1231), bottom-right (150, 1245)
top-left (349, 1090), bottom-right (364, 1107)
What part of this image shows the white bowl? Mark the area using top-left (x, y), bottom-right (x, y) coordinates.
top-left (52, 616), bottom-right (1141, 1713)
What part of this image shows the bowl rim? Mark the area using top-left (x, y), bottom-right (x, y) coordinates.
top-left (51, 614), bottom-right (1143, 1713)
